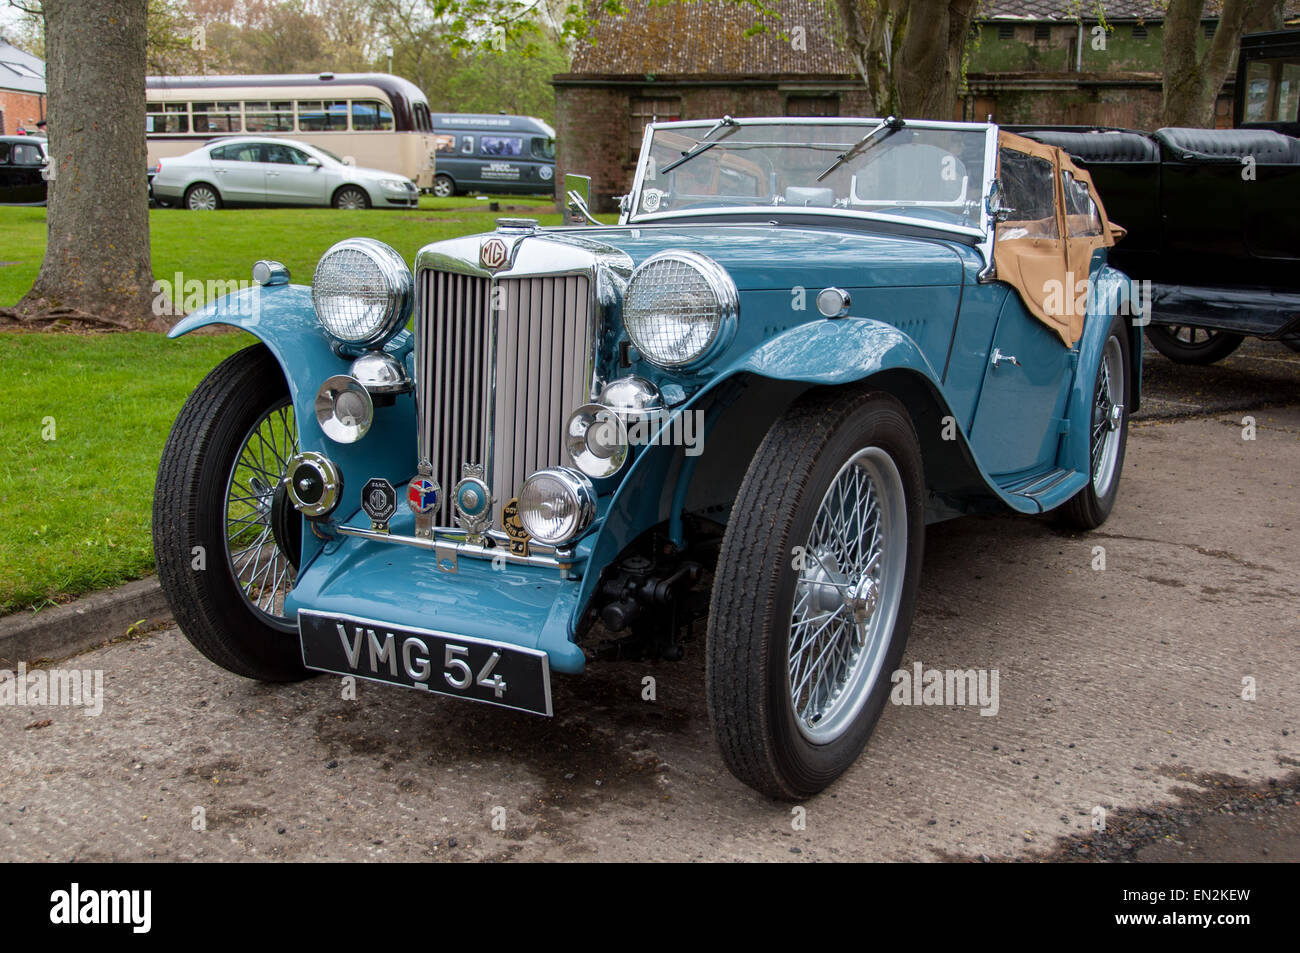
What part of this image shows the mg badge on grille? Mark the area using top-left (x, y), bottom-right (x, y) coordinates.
top-left (480, 237), bottom-right (509, 271)
top-left (362, 477), bottom-right (398, 532)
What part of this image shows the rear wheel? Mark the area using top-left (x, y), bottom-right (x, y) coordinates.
top-left (332, 185), bottom-right (370, 209)
top-left (1145, 324), bottom-right (1243, 365)
top-left (184, 183), bottom-right (221, 210)
top-left (432, 174), bottom-right (455, 198)
top-left (707, 389), bottom-right (924, 799)
top-left (1059, 313), bottom-right (1130, 530)
top-left (153, 344), bottom-right (307, 681)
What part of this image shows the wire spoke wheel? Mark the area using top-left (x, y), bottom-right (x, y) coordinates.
top-left (787, 447), bottom-right (907, 744)
top-left (1090, 335), bottom-right (1125, 497)
top-left (223, 398), bottom-right (298, 627)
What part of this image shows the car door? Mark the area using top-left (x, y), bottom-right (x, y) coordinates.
top-left (263, 143), bottom-right (326, 205)
top-left (209, 142), bottom-right (267, 204)
top-left (0, 141), bottom-right (14, 203)
top-left (968, 138), bottom-right (1073, 477)
top-left (10, 140), bottom-right (47, 204)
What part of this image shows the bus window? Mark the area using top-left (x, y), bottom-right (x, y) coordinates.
top-left (146, 102), bottom-right (189, 133)
top-left (192, 102), bottom-right (241, 133)
top-left (481, 135), bottom-right (524, 157)
top-left (1245, 58), bottom-right (1300, 123)
top-left (531, 136), bottom-right (555, 160)
top-left (245, 101), bottom-right (294, 132)
top-left (414, 103), bottom-right (433, 132)
top-left (352, 100), bottom-right (394, 131)
top-left (298, 100), bottom-right (348, 131)
top-left (434, 134), bottom-right (457, 154)
top-left (460, 135), bottom-right (475, 154)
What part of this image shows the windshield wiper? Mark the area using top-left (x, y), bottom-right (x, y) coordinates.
top-left (661, 115), bottom-right (740, 174)
top-left (816, 116), bottom-right (906, 182)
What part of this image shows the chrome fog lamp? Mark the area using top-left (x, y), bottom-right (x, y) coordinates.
top-left (311, 238), bottom-right (413, 348)
top-left (349, 350), bottom-right (411, 396)
top-left (284, 451), bottom-right (343, 519)
top-left (315, 375), bottom-right (374, 443)
top-left (599, 376), bottom-right (664, 417)
top-left (518, 468), bottom-right (596, 546)
top-left (566, 404), bottom-right (628, 479)
top-left (623, 250), bottom-right (738, 369)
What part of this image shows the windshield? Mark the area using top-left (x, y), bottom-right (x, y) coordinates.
top-left (630, 120), bottom-right (992, 232)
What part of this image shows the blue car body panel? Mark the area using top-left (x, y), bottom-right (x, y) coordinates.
top-left (169, 214), bottom-right (1139, 677)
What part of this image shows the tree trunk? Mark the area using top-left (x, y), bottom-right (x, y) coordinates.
top-left (1161, 0), bottom-right (1260, 128)
top-left (18, 0), bottom-right (154, 327)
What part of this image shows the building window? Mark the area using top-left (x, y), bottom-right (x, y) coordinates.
top-left (1132, 24), bottom-right (1148, 39)
top-left (629, 97), bottom-right (681, 161)
top-left (786, 95), bottom-right (840, 117)
top-left (998, 24), bottom-right (1015, 40)
top-left (1034, 24), bottom-right (1050, 41)
top-left (1205, 22), bottom-right (1217, 39)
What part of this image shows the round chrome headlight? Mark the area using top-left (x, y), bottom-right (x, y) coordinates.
top-left (623, 250), bottom-right (738, 369)
top-left (517, 468), bottom-right (596, 546)
top-left (311, 238), bottom-right (413, 348)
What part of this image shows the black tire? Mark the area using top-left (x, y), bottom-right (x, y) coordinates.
top-left (1145, 324), bottom-right (1243, 365)
top-left (432, 174), bottom-right (455, 198)
top-left (184, 182), bottom-right (221, 210)
top-left (706, 388), bottom-right (925, 800)
top-left (1059, 313), bottom-right (1131, 530)
top-left (153, 344), bottom-right (308, 682)
top-left (332, 185), bottom-right (371, 209)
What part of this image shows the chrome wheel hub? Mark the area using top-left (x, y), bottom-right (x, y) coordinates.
top-left (788, 447), bottom-right (907, 744)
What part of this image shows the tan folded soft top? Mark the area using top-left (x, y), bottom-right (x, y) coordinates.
top-left (993, 130), bottom-right (1125, 347)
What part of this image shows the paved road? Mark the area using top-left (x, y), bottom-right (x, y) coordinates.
top-left (2, 341), bottom-right (1297, 861)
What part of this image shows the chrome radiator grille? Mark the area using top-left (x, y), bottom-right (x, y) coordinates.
top-left (416, 269), bottom-right (594, 526)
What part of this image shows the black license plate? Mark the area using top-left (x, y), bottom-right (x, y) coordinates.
top-left (299, 610), bottom-right (552, 716)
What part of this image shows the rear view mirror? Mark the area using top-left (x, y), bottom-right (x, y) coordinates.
top-left (306, 157), bottom-right (322, 168)
top-left (565, 173), bottom-right (598, 225)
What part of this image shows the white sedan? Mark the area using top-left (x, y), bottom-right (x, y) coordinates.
top-left (150, 136), bottom-right (419, 210)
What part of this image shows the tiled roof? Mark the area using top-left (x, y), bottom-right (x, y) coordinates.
top-left (570, 0), bottom-right (855, 75)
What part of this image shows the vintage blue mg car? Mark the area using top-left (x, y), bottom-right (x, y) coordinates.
top-left (153, 117), bottom-right (1140, 799)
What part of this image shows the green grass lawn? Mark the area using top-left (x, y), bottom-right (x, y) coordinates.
top-left (0, 196), bottom-right (611, 615)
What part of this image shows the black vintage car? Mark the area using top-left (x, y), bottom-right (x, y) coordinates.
top-left (1019, 125), bottom-right (1300, 364)
top-left (0, 135), bottom-right (48, 206)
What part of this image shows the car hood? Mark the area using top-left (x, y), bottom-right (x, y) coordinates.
top-left (565, 222), bottom-right (969, 290)
top-left (337, 163), bottom-right (405, 183)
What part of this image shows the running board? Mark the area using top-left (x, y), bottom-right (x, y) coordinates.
top-left (995, 467), bottom-right (1089, 512)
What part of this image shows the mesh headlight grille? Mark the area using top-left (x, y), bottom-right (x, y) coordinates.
top-left (311, 239), bottom-right (412, 347)
top-left (623, 251), bottom-right (737, 368)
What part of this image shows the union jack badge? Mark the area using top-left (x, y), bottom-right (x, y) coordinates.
top-left (406, 476), bottom-right (440, 514)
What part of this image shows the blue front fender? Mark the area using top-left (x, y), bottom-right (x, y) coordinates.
top-left (169, 284), bottom-right (417, 570)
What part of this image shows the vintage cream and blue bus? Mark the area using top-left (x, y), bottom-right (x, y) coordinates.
top-left (146, 73), bottom-right (437, 188)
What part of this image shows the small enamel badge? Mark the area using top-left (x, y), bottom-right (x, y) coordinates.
top-left (502, 497), bottom-right (530, 557)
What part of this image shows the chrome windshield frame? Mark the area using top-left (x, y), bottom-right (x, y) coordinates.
top-left (623, 117), bottom-right (1000, 269)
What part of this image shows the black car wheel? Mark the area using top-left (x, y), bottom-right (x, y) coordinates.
top-left (1059, 312), bottom-right (1130, 530)
top-left (432, 174), bottom-right (455, 198)
top-left (153, 344), bottom-right (308, 681)
top-left (707, 388), bottom-right (924, 799)
top-left (332, 185), bottom-right (370, 209)
top-left (1145, 324), bottom-right (1243, 365)
top-left (184, 183), bottom-right (221, 210)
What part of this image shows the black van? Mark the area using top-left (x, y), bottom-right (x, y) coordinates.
top-left (429, 114), bottom-right (555, 197)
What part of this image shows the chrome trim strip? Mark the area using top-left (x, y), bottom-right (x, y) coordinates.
top-left (336, 523), bottom-right (575, 573)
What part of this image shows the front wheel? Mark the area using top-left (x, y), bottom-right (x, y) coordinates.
top-left (332, 185), bottom-right (370, 209)
top-left (152, 344), bottom-right (308, 681)
top-left (1059, 312), bottom-right (1130, 530)
top-left (1145, 324), bottom-right (1243, 365)
top-left (707, 389), bottom-right (925, 799)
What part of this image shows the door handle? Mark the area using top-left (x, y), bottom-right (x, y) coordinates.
top-left (991, 348), bottom-right (1021, 369)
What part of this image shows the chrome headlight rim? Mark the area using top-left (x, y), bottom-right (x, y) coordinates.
top-left (311, 237), bottom-right (413, 350)
top-left (623, 249), bottom-right (738, 370)
top-left (517, 467), bottom-right (596, 546)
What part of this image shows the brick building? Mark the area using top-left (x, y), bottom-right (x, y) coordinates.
top-left (0, 36), bottom-right (45, 135)
top-left (552, 0), bottom-right (1300, 211)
